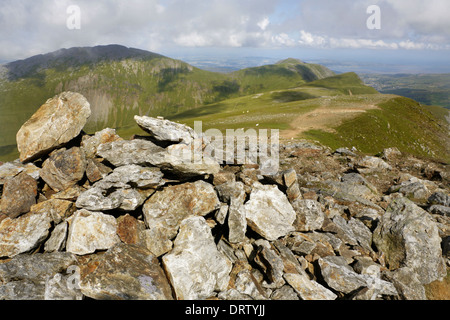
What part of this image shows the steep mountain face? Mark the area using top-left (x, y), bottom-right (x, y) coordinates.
top-left (4, 45), bottom-right (165, 81)
top-left (0, 45), bottom-right (335, 156)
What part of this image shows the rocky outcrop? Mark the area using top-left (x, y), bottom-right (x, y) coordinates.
top-left (16, 92), bottom-right (91, 163)
top-left (40, 147), bottom-right (87, 192)
top-left (244, 183), bottom-right (296, 241)
top-left (162, 217), bottom-right (232, 300)
top-left (134, 115), bottom-right (199, 145)
top-left (65, 209), bottom-right (121, 255)
top-left (373, 197), bottom-right (446, 285)
top-left (80, 243), bottom-right (173, 300)
top-left (0, 172), bottom-right (38, 218)
top-left (0, 93), bottom-right (448, 300)
top-left (0, 212), bottom-right (52, 258)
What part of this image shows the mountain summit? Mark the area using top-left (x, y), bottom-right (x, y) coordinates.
top-left (4, 45), bottom-right (164, 81)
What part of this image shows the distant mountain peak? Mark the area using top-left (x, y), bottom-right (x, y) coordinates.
top-left (276, 58), bottom-right (305, 65)
top-left (5, 44), bottom-right (164, 80)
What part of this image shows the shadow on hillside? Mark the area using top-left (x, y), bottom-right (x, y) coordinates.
top-left (169, 103), bottom-right (229, 121)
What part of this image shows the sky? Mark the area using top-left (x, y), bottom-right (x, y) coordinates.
top-left (1, 0), bottom-right (450, 72)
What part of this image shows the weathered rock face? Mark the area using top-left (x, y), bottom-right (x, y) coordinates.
top-left (65, 210), bottom-right (120, 255)
top-left (96, 138), bottom-right (220, 177)
top-left (244, 183), bottom-right (296, 241)
top-left (80, 243), bottom-right (173, 300)
top-left (134, 115), bottom-right (198, 145)
top-left (30, 199), bottom-right (75, 224)
top-left (162, 217), bottom-right (232, 300)
top-left (357, 156), bottom-right (392, 173)
top-left (40, 147), bottom-right (87, 192)
top-left (0, 161), bottom-right (40, 185)
top-left (428, 191), bottom-right (450, 207)
top-left (373, 197), bottom-right (446, 284)
top-left (16, 92), bottom-right (91, 163)
top-left (291, 199), bottom-right (325, 232)
top-left (81, 128), bottom-right (122, 158)
top-left (0, 252), bottom-right (81, 300)
top-left (0, 212), bottom-right (52, 258)
top-left (319, 256), bottom-right (397, 297)
top-left (96, 139), bottom-right (166, 167)
top-left (1, 96), bottom-right (448, 301)
top-left (143, 180), bottom-right (220, 250)
top-left (0, 172), bottom-right (38, 218)
top-left (383, 267), bottom-right (427, 300)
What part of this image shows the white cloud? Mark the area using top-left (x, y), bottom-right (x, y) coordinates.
top-left (257, 17), bottom-right (270, 31)
top-left (296, 29), bottom-right (446, 51)
top-left (272, 33), bottom-right (296, 47)
top-left (0, 0), bottom-right (448, 61)
top-left (299, 30), bottom-right (326, 46)
top-left (175, 33), bottom-right (210, 47)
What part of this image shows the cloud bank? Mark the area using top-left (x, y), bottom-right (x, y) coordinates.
top-left (0, 0), bottom-right (449, 61)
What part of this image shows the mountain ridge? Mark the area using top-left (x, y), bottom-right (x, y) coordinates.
top-left (4, 44), bottom-right (165, 81)
top-left (1, 45), bottom-right (448, 163)
top-left (0, 45), bottom-right (336, 156)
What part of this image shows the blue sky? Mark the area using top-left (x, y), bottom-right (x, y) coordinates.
top-left (1, 0), bottom-right (449, 72)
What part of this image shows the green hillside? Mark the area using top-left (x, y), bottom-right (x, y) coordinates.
top-left (305, 72), bottom-right (379, 95)
top-left (1, 45), bottom-right (448, 164)
top-left (228, 58), bottom-right (335, 94)
top-left (0, 46), bottom-right (335, 162)
top-left (303, 97), bottom-right (450, 162)
top-left (165, 81), bottom-right (449, 163)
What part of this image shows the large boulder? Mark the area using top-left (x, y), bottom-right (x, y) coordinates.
top-left (134, 115), bottom-right (199, 145)
top-left (16, 92), bottom-right (91, 163)
top-left (80, 243), bottom-right (173, 300)
top-left (142, 181), bottom-right (220, 249)
top-left (76, 165), bottom-right (164, 212)
top-left (96, 139), bottom-right (166, 167)
top-left (0, 252), bottom-right (81, 300)
top-left (319, 256), bottom-right (397, 298)
top-left (244, 183), bottom-right (296, 241)
top-left (0, 212), bottom-right (52, 258)
top-left (96, 135), bottom-right (220, 177)
top-left (134, 116), bottom-right (221, 176)
top-left (40, 147), bottom-right (87, 192)
top-left (0, 172), bottom-right (38, 218)
top-left (75, 186), bottom-right (146, 212)
top-left (65, 210), bottom-right (120, 255)
top-left (373, 197), bottom-right (446, 284)
top-left (162, 217), bottom-right (232, 300)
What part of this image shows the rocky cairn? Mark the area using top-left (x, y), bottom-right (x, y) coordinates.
top-left (0, 92), bottom-right (448, 300)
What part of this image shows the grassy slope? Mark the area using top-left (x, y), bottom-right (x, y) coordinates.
top-left (165, 72), bottom-right (381, 131)
top-left (305, 72), bottom-right (379, 95)
top-left (1, 55), bottom-right (448, 164)
top-left (303, 97), bottom-right (449, 162)
top-left (160, 73), bottom-right (449, 163)
top-left (0, 55), bottom-right (334, 162)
